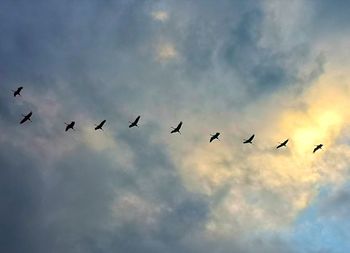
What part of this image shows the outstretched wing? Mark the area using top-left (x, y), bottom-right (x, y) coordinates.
top-left (313, 144), bottom-right (323, 153)
top-left (20, 117), bottom-right (26, 124)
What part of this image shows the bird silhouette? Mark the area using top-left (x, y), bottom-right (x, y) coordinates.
top-left (313, 144), bottom-right (323, 153)
top-left (243, 134), bottom-right (254, 144)
top-left (12, 86), bottom-right (23, 97)
top-left (171, 121), bottom-right (182, 134)
top-left (65, 121), bottom-right (75, 132)
top-left (129, 116), bottom-right (140, 128)
top-left (95, 120), bottom-right (106, 131)
top-left (20, 111), bottom-right (32, 124)
top-left (276, 139), bottom-right (289, 149)
top-left (210, 132), bottom-right (220, 143)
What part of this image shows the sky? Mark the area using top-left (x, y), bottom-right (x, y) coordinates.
top-left (1, 0), bottom-right (350, 252)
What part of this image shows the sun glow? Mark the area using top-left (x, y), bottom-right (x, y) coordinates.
top-left (173, 68), bottom-right (350, 235)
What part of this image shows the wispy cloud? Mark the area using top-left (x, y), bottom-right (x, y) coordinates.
top-left (151, 11), bottom-right (169, 22)
top-left (156, 42), bottom-right (178, 61)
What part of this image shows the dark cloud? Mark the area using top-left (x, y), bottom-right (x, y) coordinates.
top-left (313, 0), bottom-right (350, 34)
top-left (0, 0), bottom-right (344, 253)
top-left (0, 134), bottom-right (210, 253)
top-left (220, 9), bottom-right (316, 97)
top-left (319, 185), bottom-right (350, 219)
top-left (0, 141), bottom-right (45, 253)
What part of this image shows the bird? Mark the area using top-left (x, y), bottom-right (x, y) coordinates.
top-left (12, 86), bottom-right (23, 97)
top-left (65, 121), bottom-right (75, 132)
top-left (210, 132), bottom-right (220, 143)
top-left (129, 116), bottom-right (140, 128)
top-left (20, 111), bottom-right (32, 124)
top-left (243, 134), bottom-right (255, 144)
top-left (94, 120), bottom-right (106, 131)
top-left (171, 121), bottom-right (182, 134)
top-left (313, 144), bottom-right (323, 153)
top-left (276, 139), bottom-right (289, 149)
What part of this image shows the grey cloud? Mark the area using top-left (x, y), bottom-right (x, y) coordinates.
top-left (0, 0), bottom-right (341, 253)
top-left (319, 186), bottom-right (350, 219)
top-left (0, 133), bottom-right (210, 253)
top-left (0, 142), bottom-right (45, 253)
top-left (313, 0), bottom-right (350, 34)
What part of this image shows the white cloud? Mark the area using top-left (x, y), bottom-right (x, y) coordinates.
top-left (156, 42), bottom-right (178, 61)
top-left (151, 11), bottom-right (169, 22)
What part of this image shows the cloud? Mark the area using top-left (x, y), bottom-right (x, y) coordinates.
top-left (156, 41), bottom-right (178, 61)
top-left (319, 185), bottom-right (350, 219)
top-left (171, 63), bottom-right (350, 237)
top-left (151, 11), bottom-right (169, 22)
top-left (1, 0), bottom-right (350, 253)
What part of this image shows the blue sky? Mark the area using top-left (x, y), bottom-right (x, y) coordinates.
top-left (1, 1), bottom-right (350, 253)
top-left (292, 185), bottom-right (350, 253)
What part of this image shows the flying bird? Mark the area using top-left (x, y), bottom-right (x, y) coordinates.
top-left (20, 111), bottom-right (32, 124)
top-left (129, 116), bottom-right (140, 128)
top-left (210, 132), bottom-right (220, 143)
top-left (65, 121), bottom-right (75, 132)
top-left (276, 139), bottom-right (289, 149)
top-left (313, 144), bottom-right (323, 153)
top-left (243, 134), bottom-right (255, 144)
top-left (171, 121), bottom-right (182, 134)
top-left (95, 120), bottom-right (106, 131)
top-left (12, 86), bottom-right (23, 97)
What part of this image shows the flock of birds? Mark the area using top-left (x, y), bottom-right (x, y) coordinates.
top-left (12, 86), bottom-right (324, 153)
